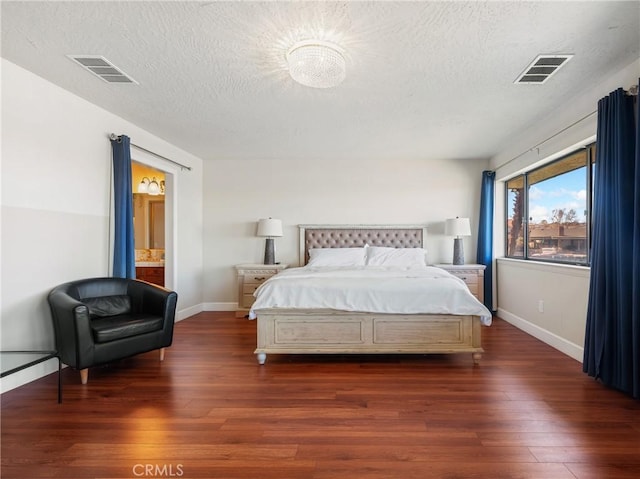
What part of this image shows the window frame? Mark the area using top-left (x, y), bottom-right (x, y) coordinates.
top-left (505, 143), bottom-right (595, 266)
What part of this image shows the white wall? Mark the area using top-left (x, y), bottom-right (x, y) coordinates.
top-left (490, 58), bottom-right (640, 361)
top-left (202, 156), bottom-right (490, 308)
top-left (0, 59), bottom-right (204, 392)
top-left (496, 259), bottom-right (590, 361)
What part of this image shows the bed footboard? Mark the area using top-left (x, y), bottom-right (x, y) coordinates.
top-left (254, 309), bottom-right (483, 364)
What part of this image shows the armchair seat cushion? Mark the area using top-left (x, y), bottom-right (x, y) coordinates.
top-left (91, 313), bottom-right (164, 343)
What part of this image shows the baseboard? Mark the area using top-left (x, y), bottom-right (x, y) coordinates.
top-left (176, 303), bottom-right (203, 322)
top-left (202, 302), bottom-right (238, 312)
top-left (179, 302), bottom-right (239, 317)
top-left (497, 308), bottom-right (584, 363)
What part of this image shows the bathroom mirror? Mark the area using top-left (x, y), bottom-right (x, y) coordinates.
top-left (133, 194), bottom-right (165, 249)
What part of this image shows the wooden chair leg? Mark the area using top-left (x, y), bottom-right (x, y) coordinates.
top-left (159, 348), bottom-right (165, 361)
top-left (80, 369), bottom-right (88, 384)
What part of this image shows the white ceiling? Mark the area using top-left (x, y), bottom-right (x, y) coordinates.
top-left (2, 1), bottom-right (639, 163)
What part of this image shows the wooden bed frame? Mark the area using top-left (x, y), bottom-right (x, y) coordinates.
top-left (254, 224), bottom-right (484, 365)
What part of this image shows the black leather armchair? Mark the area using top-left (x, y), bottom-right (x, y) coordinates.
top-left (48, 277), bottom-right (178, 384)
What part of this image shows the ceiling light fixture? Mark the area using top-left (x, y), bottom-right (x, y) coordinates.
top-left (286, 40), bottom-right (346, 89)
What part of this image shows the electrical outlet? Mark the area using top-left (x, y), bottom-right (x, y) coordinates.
top-left (538, 300), bottom-right (544, 313)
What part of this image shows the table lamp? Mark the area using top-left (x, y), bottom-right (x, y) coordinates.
top-left (445, 217), bottom-right (471, 265)
top-left (257, 218), bottom-right (283, 265)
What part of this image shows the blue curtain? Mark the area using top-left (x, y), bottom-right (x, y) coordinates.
top-left (110, 135), bottom-right (136, 279)
top-left (476, 170), bottom-right (495, 312)
top-left (583, 86), bottom-right (639, 399)
top-left (634, 88), bottom-right (640, 398)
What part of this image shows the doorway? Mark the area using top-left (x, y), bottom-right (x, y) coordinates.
top-left (132, 162), bottom-right (166, 287)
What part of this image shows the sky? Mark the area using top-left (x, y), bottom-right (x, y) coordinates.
top-left (527, 167), bottom-right (587, 224)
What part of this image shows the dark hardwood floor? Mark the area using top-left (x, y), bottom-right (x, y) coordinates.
top-left (2, 313), bottom-right (639, 479)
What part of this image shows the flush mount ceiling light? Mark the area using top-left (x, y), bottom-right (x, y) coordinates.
top-left (286, 40), bottom-right (346, 89)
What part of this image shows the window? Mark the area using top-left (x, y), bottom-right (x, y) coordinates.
top-left (505, 144), bottom-right (595, 265)
top-left (506, 176), bottom-right (525, 257)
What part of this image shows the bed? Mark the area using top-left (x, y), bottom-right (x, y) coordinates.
top-left (250, 224), bottom-right (492, 365)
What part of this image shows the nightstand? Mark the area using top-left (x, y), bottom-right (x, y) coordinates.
top-left (235, 264), bottom-right (288, 318)
top-left (435, 264), bottom-right (485, 302)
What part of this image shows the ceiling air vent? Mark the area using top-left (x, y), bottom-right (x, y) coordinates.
top-left (514, 54), bottom-right (573, 84)
top-left (67, 55), bottom-right (138, 84)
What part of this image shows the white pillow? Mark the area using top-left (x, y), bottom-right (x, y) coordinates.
top-left (365, 246), bottom-right (427, 268)
top-left (307, 247), bottom-right (366, 267)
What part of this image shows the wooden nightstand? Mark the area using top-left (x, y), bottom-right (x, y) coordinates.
top-left (235, 264), bottom-right (288, 318)
top-left (435, 264), bottom-right (485, 302)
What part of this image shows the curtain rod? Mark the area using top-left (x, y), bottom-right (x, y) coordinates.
top-left (109, 134), bottom-right (192, 171)
top-left (493, 110), bottom-right (597, 172)
top-left (494, 82), bottom-right (638, 172)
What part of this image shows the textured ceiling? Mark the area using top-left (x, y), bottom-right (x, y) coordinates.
top-left (2, 1), bottom-right (639, 162)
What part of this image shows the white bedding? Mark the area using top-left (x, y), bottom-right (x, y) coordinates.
top-left (250, 266), bottom-right (492, 325)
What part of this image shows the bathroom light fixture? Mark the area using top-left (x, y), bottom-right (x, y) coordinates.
top-left (137, 176), bottom-right (165, 195)
top-left (138, 177), bottom-right (150, 193)
top-left (286, 40), bottom-right (346, 89)
top-left (147, 177), bottom-right (160, 196)
top-left (445, 217), bottom-right (471, 265)
top-left (257, 218), bottom-right (283, 265)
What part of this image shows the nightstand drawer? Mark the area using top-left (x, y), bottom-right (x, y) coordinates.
top-left (242, 293), bottom-right (257, 309)
top-left (243, 283), bottom-right (263, 295)
top-left (244, 274), bottom-right (273, 285)
top-left (448, 271), bottom-right (478, 285)
top-left (242, 278), bottom-right (272, 308)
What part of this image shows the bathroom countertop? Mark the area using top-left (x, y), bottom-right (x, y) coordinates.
top-left (135, 262), bottom-right (165, 267)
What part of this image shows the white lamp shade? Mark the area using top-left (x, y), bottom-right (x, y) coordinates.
top-left (147, 178), bottom-right (160, 196)
top-left (138, 177), bottom-right (150, 193)
top-left (257, 218), bottom-right (283, 237)
top-left (445, 217), bottom-right (471, 237)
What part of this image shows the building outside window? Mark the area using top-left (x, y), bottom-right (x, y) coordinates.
top-left (505, 144), bottom-right (595, 265)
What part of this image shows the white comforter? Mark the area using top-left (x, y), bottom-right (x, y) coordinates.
top-left (250, 266), bottom-right (492, 325)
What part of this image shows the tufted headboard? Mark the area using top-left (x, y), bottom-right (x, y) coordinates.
top-left (298, 224), bottom-right (427, 265)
